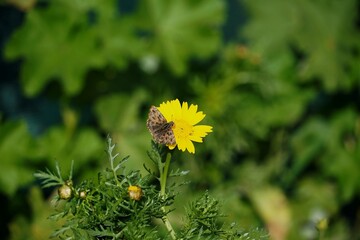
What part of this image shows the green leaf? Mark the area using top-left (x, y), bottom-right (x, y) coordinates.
top-left (0, 121), bottom-right (34, 196)
top-left (138, 0), bottom-right (225, 75)
top-left (290, 108), bottom-right (360, 202)
top-left (242, 0), bottom-right (359, 91)
top-left (4, 0), bottom-right (142, 96)
top-left (293, 0), bottom-right (359, 91)
top-left (320, 109), bottom-right (360, 202)
top-left (5, 3), bottom-right (101, 96)
top-left (288, 118), bottom-right (329, 184)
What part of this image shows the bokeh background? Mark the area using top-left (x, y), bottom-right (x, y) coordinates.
top-left (0, 0), bottom-right (359, 239)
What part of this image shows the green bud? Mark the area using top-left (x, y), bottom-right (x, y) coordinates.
top-left (58, 184), bottom-right (72, 200)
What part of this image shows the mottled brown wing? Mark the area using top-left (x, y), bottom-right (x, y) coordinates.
top-left (147, 106), bottom-right (176, 145)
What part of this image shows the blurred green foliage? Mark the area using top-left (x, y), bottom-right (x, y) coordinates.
top-left (1, 0), bottom-right (359, 239)
top-left (4, 0), bottom-right (224, 95)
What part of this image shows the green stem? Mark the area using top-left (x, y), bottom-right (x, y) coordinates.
top-left (112, 165), bottom-right (120, 186)
top-left (160, 153), bottom-right (172, 196)
top-left (107, 136), bottom-right (120, 186)
top-left (160, 153), bottom-right (176, 240)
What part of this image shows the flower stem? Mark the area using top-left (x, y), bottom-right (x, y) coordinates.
top-left (160, 153), bottom-right (171, 196)
top-left (160, 152), bottom-right (176, 240)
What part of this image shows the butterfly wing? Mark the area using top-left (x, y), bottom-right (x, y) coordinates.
top-left (154, 122), bottom-right (175, 145)
top-left (147, 106), bottom-right (176, 145)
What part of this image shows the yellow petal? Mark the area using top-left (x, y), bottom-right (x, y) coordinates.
top-left (185, 140), bottom-right (195, 154)
top-left (193, 125), bottom-right (213, 136)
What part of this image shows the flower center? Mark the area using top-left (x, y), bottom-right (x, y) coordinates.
top-left (173, 119), bottom-right (193, 139)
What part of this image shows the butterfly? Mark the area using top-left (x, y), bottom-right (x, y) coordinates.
top-left (146, 106), bottom-right (176, 145)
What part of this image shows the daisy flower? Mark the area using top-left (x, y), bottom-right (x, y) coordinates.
top-left (156, 99), bottom-right (213, 154)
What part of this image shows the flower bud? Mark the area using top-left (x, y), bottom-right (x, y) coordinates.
top-left (58, 184), bottom-right (72, 200)
top-left (128, 185), bottom-right (142, 201)
top-left (79, 191), bottom-right (87, 200)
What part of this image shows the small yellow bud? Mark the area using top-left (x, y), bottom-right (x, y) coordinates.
top-left (58, 184), bottom-right (72, 200)
top-left (128, 185), bottom-right (142, 201)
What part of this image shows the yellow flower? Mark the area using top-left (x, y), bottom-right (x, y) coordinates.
top-left (158, 99), bottom-right (213, 154)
